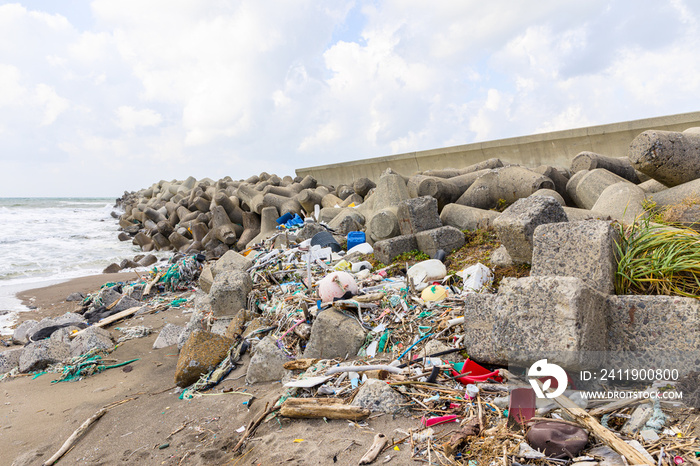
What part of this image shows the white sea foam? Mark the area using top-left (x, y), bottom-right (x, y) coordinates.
top-left (0, 198), bottom-right (142, 334)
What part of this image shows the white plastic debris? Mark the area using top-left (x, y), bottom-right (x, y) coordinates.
top-left (407, 260), bottom-right (447, 289)
top-left (458, 263), bottom-right (493, 293)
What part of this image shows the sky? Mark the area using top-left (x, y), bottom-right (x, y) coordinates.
top-left (0, 1), bottom-right (699, 197)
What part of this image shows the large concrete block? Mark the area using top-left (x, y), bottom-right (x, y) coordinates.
top-left (303, 309), bottom-right (366, 360)
top-left (648, 177), bottom-right (700, 208)
top-left (462, 277), bottom-right (607, 369)
top-left (628, 130), bottom-right (700, 187)
top-left (209, 270), bottom-right (253, 317)
top-left (440, 204), bottom-right (500, 231)
top-left (373, 234), bottom-right (418, 264)
top-left (566, 168), bottom-right (629, 210)
top-left (591, 182), bottom-right (646, 225)
top-left (606, 295), bottom-right (700, 374)
top-left (397, 196), bottom-right (442, 235)
top-left (492, 196), bottom-right (568, 264)
top-left (415, 226), bottom-right (465, 258)
top-left (212, 250), bottom-right (253, 278)
top-left (19, 339), bottom-right (71, 373)
top-left (531, 220), bottom-right (620, 294)
top-left (457, 166), bottom-right (555, 210)
top-left (571, 151), bottom-right (643, 183)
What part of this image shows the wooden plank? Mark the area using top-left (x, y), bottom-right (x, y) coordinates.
top-left (280, 399), bottom-right (370, 420)
top-left (69, 306), bottom-right (142, 339)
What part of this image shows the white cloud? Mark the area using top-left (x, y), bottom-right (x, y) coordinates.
top-left (116, 106), bottom-right (162, 131)
top-left (0, 0), bottom-right (699, 197)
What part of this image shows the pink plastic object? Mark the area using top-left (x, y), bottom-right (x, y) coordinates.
top-left (421, 415), bottom-right (459, 427)
top-left (508, 388), bottom-right (536, 426)
top-left (674, 457), bottom-right (685, 465)
top-left (317, 271), bottom-right (358, 302)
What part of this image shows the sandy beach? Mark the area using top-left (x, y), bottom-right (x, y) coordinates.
top-left (1, 274), bottom-right (418, 466)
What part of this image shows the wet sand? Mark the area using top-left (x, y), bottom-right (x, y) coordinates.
top-left (1, 274), bottom-right (417, 465)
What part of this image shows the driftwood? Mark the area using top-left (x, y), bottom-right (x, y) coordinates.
top-left (442, 417), bottom-right (480, 457)
top-left (70, 306), bottom-right (142, 339)
top-left (551, 391), bottom-right (651, 464)
top-left (358, 433), bottom-right (388, 465)
top-left (280, 398), bottom-right (370, 420)
top-left (233, 395), bottom-right (282, 454)
top-left (143, 271), bottom-right (164, 296)
top-left (43, 408), bottom-right (107, 465)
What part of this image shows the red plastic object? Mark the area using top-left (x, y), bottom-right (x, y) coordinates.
top-left (450, 359), bottom-right (502, 384)
top-left (421, 415), bottom-right (459, 427)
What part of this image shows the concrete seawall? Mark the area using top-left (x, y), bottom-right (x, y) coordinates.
top-left (296, 111), bottom-right (700, 186)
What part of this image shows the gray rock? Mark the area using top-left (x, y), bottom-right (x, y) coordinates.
top-left (245, 335), bottom-right (290, 384)
top-left (439, 204), bottom-right (499, 231)
top-left (0, 347), bottom-right (23, 373)
top-left (211, 250), bottom-right (253, 278)
top-left (138, 254), bottom-right (158, 267)
top-left (628, 130), bottom-right (700, 187)
top-left (373, 234), bottom-right (418, 264)
top-left (102, 263), bottom-right (121, 274)
top-left (12, 319), bottom-right (38, 345)
top-left (531, 220), bottom-right (620, 295)
top-left (462, 276), bottom-right (607, 369)
top-left (65, 292), bottom-right (85, 302)
top-left (562, 206), bottom-right (609, 221)
top-left (489, 245), bottom-right (513, 268)
top-left (397, 196), bottom-right (442, 235)
top-left (153, 323), bottom-right (183, 349)
top-left (209, 270), bottom-right (253, 317)
top-left (369, 172), bottom-right (410, 212)
top-left (303, 309), bottom-right (366, 360)
top-left (295, 222), bottom-right (327, 243)
top-left (328, 214), bottom-right (364, 236)
top-left (591, 182), bottom-right (646, 225)
top-left (350, 379), bottom-right (407, 414)
top-left (19, 339), bottom-right (71, 373)
top-left (415, 226), bottom-right (465, 258)
top-left (69, 327), bottom-right (114, 357)
top-left (406, 175), bottom-right (461, 211)
top-left (638, 178), bottom-right (668, 194)
top-left (94, 288), bottom-right (140, 315)
top-left (492, 196), bottom-right (568, 264)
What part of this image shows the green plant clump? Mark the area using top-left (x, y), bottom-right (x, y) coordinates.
top-left (615, 218), bottom-right (700, 298)
top-left (394, 250), bottom-right (430, 262)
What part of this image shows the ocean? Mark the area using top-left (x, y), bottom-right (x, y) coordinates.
top-left (0, 198), bottom-right (142, 334)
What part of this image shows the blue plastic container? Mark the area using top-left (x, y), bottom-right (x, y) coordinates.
top-left (346, 231), bottom-right (366, 251)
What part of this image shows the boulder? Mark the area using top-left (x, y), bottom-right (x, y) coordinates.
top-left (492, 196), bottom-right (568, 264)
top-left (0, 347), bottom-right (23, 374)
top-left (174, 331), bottom-right (233, 388)
top-left (457, 166), bottom-right (555, 210)
top-left (69, 327), bottom-right (114, 357)
top-left (178, 293), bottom-right (211, 349)
top-left (489, 245), bottom-right (513, 268)
top-left (12, 319), bottom-right (38, 345)
top-left (571, 151), bottom-right (643, 183)
top-left (531, 220), bottom-right (620, 295)
top-left (19, 339), bottom-right (71, 373)
top-left (303, 309), bottom-right (366, 360)
top-left (566, 169), bottom-right (629, 210)
top-left (350, 379), bottom-right (407, 414)
top-left (245, 335), bottom-right (290, 384)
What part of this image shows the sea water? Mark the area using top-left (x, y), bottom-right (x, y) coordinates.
top-left (0, 198), bottom-right (142, 334)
